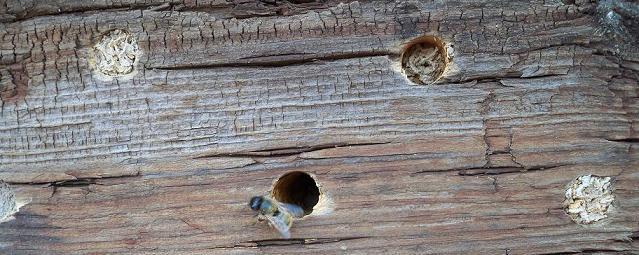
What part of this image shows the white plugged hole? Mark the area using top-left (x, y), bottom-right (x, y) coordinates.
top-left (563, 175), bottom-right (615, 224)
top-left (0, 180), bottom-right (18, 223)
top-left (90, 29), bottom-right (140, 78)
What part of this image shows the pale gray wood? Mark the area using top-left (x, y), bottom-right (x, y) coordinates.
top-left (0, 0), bottom-right (638, 254)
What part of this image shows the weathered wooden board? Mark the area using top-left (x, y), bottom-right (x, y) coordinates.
top-left (0, 0), bottom-right (638, 254)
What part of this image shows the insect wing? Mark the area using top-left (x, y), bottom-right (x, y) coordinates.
top-left (278, 202), bottom-right (304, 218)
top-left (265, 214), bottom-right (291, 238)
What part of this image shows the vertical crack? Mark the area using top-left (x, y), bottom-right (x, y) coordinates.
top-left (480, 90), bottom-right (495, 167)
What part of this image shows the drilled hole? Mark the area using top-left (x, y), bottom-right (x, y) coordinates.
top-left (401, 35), bottom-right (448, 85)
top-left (271, 171), bottom-right (320, 215)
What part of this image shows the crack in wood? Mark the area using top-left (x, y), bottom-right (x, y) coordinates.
top-left (7, 171), bottom-right (141, 186)
top-left (205, 236), bottom-right (369, 249)
top-left (0, 62), bottom-right (28, 103)
top-left (630, 231), bottom-right (639, 241)
top-left (606, 138), bottom-right (639, 143)
top-left (3, 1), bottom-right (308, 23)
top-left (479, 90), bottom-right (495, 167)
top-left (536, 248), bottom-right (634, 255)
top-left (51, 179), bottom-right (96, 187)
top-left (148, 51), bottom-right (396, 70)
top-left (414, 164), bottom-right (571, 176)
top-left (250, 236), bottom-right (369, 247)
top-left (457, 165), bottom-right (569, 176)
top-left (4, 3), bottom-right (170, 23)
top-left (410, 164), bottom-right (571, 176)
top-left (3, 0), bottom-right (336, 23)
top-left (237, 52), bottom-right (317, 60)
top-left (1, 0), bottom-right (637, 253)
top-left (194, 142), bottom-right (389, 159)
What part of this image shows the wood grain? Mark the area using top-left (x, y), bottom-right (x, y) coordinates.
top-left (0, 0), bottom-right (638, 254)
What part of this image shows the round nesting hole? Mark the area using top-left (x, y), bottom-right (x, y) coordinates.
top-left (563, 175), bottom-right (615, 224)
top-left (90, 29), bottom-right (140, 78)
top-left (401, 35), bottom-right (448, 85)
top-left (271, 171), bottom-right (320, 216)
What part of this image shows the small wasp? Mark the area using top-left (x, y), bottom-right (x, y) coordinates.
top-left (249, 196), bottom-right (304, 238)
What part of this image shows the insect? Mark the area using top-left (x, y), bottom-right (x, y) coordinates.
top-left (249, 196), bottom-right (304, 238)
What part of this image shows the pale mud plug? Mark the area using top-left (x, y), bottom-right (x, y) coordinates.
top-left (0, 180), bottom-right (18, 223)
top-left (90, 29), bottom-right (141, 79)
top-left (249, 171), bottom-right (333, 238)
top-left (563, 175), bottom-right (615, 224)
top-left (401, 35), bottom-right (449, 85)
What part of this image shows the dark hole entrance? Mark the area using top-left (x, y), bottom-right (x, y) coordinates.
top-left (271, 171), bottom-right (320, 215)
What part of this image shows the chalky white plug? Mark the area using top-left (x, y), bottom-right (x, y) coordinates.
top-left (90, 29), bottom-right (140, 80)
top-left (563, 175), bottom-right (615, 224)
top-left (0, 180), bottom-right (25, 223)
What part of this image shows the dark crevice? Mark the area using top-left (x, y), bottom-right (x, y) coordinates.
top-left (507, 42), bottom-right (594, 56)
top-left (479, 90), bottom-right (494, 168)
top-left (458, 166), bottom-right (525, 176)
top-left (457, 165), bottom-right (568, 176)
top-left (2, 0), bottom-right (344, 24)
top-left (4, 3), bottom-right (171, 23)
top-left (606, 138), bottom-right (639, 143)
top-left (446, 73), bottom-right (570, 86)
top-left (2, 2), bottom-right (287, 23)
top-left (51, 179), bottom-right (96, 187)
top-left (6, 171), bottom-right (141, 186)
top-left (148, 51), bottom-right (396, 70)
top-left (207, 236), bottom-right (369, 249)
top-left (194, 142), bottom-right (389, 159)
top-left (174, 0), bottom-right (339, 20)
top-left (237, 52), bottom-right (317, 60)
top-left (411, 164), bottom-right (569, 176)
top-left (536, 248), bottom-right (632, 255)
top-left (497, 73), bottom-right (570, 83)
top-left (251, 236), bottom-right (369, 247)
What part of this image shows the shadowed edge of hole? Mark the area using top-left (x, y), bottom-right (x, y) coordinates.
top-left (400, 35), bottom-right (449, 85)
top-left (271, 171), bottom-right (320, 216)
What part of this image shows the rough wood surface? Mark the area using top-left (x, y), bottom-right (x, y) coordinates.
top-left (0, 0), bottom-right (638, 254)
